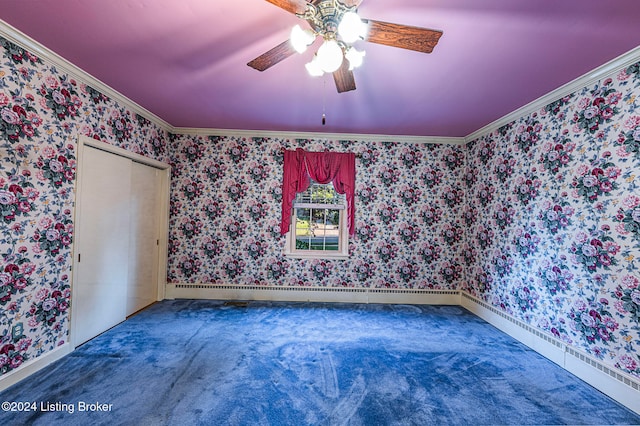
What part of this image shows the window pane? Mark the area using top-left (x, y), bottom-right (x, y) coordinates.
top-left (311, 208), bottom-right (326, 225)
top-left (322, 208), bottom-right (339, 251)
top-left (295, 209), bottom-right (311, 236)
top-left (294, 210), bottom-right (311, 250)
top-left (295, 181), bottom-right (345, 206)
top-left (295, 236), bottom-right (311, 250)
top-left (293, 208), bottom-right (340, 251)
top-left (327, 209), bottom-right (339, 225)
top-left (295, 190), bottom-right (311, 204)
top-left (296, 207), bottom-right (310, 223)
top-left (289, 180), bottom-right (346, 257)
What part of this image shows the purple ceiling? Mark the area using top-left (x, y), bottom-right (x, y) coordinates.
top-left (2, 0), bottom-right (640, 137)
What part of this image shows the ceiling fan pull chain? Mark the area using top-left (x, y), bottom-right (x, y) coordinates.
top-left (322, 76), bottom-right (327, 125)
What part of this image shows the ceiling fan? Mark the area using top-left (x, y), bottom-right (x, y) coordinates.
top-left (247, 0), bottom-right (443, 93)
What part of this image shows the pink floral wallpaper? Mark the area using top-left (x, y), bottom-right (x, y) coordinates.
top-left (0, 36), bottom-right (169, 375)
top-left (2, 28), bottom-right (640, 385)
top-left (465, 63), bottom-right (640, 378)
top-left (166, 136), bottom-right (466, 289)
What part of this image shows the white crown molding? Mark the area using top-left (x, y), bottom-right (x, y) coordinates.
top-left (0, 18), bottom-right (465, 145)
top-left (172, 126), bottom-right (466, 145)
top-left (465, 44), bottom-right (640, 143)
top-left (4, 17), bottom-right (637, 146)
top-left (0, 19), bottom-right (173, 133)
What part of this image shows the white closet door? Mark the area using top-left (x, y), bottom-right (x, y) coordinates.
top-left (73, 146), bottom-right (131, 345)
top-left (127, 161), bottom-right (161, 315)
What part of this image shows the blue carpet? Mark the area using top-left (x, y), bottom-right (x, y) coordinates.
top-left (1, 300), bottom-right (638, 425)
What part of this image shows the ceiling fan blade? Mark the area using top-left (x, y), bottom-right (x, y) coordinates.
top-left (264, 0), bottom-right (308, 15)
top-left (333, 60), bottom-right (356, 93)
top-left (363, 19), bottom-right (443, 53)
top-left (247, 40), bottom-right (297, 71)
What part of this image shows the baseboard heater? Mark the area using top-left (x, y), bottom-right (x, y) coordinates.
top-left (167, 283), bottom-right (460, 305)
top-left (460, 292), bottom-right (640, 414)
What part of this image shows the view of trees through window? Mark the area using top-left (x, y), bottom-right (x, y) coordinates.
top-left (293, 181), bottom-right (345, 251)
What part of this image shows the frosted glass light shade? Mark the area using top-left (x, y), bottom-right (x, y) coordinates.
top-left (338, 12), bottom-right (367, 44)
top-left (316, 39), bottom-right (343, 73)
top-left (305, 56), bottom-right (324, 77)
top-left (345, 47), bottom-right (365, 70)
top-left (291, 24), bottom-right (315, 54)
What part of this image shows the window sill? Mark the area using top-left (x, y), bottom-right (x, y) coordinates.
top-left (284, 251), bottom-right (349, 260)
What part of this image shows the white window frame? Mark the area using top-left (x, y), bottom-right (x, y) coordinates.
top-left (284, 182), bottom-right (349, 259)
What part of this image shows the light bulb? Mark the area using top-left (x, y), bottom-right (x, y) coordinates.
top-left (305, 56), bottom-right (324, 77)
top-left (345, 47), bottom-right (365, 70)
top-left (290, 24), bottom-right (315, 54)
top-left (316, 39), bottom-right (343, 73)
top-left (338, 12), bottom-right (367, 44)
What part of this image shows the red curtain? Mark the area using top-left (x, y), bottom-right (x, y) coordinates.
top-left (280, 148), bottom-right (356, 236)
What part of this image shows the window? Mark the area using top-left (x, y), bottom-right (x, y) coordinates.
top-left (280, 148), bottom-right (355, 259)
top-left (284, 180), bottom-right (349, 259)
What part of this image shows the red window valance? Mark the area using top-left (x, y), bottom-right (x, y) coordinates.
top-left (280, 148), bottom-right (356, 236)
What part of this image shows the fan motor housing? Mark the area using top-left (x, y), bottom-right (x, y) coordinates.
top-left (301, 0), bottom-right (355, 38)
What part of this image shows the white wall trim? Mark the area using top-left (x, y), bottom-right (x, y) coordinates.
top-left (3, 17), bottom-right (639, 146)
top-left (0, 18), bottom-right (465, 145)
top-left (0, 19), bottom-right (173, 133)
top-left (465, 45), bottom-right (640, 142)
top-left (0, 343), bottom-right (72, 392)
top-left (3, 287), bottom-right (639, 417)
top-left (166, 284), bottom-right (461, 305)
top-left (169, 284), bottom-right (640, 415)
top-left (172, 127), bottom-right (466, 146)
top-left (78, 135), bottom-right (170, 169)
top-left (460, 291), bottom-right (640, 415)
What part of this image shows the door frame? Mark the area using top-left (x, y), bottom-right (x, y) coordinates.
top-left (71, 135), bottom-right (171, 348)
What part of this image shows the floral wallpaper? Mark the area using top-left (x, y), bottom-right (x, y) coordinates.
top-left (465, 61), bottom-right (640, 378)
top-left (2, 24), bottom-right (640, 387)
top-left (167, 136), bottom-right (466, 290)
top-left (0, 36), bottom-right (169, 376)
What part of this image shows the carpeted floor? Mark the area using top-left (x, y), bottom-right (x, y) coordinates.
top-left (1, 300), bottom-right (639, 425)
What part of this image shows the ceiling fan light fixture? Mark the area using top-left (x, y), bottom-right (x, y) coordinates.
top-left (290, 24), bottom-right (315, 53)
top-left (248, 0), bottom-right (444, 93)
top-left (338, 11), bottom-right (367, 44)
top-left (316, 39), bottom-right (343, 73)
top-left (305, 56), bottom-right (324, 77)
top-left (345, 46), bottom-right (365, 70)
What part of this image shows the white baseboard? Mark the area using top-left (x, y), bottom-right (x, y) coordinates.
top-left (167, 283), bottom-right (640, 414)
top-left (4, 290), bottom-right (638, 416)
top-left (166, 284), bottom-right (461, 305)
top-left (461, 292), bottom-right (640, 415)
top-left (0, 343), bottom-right (73, 393)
